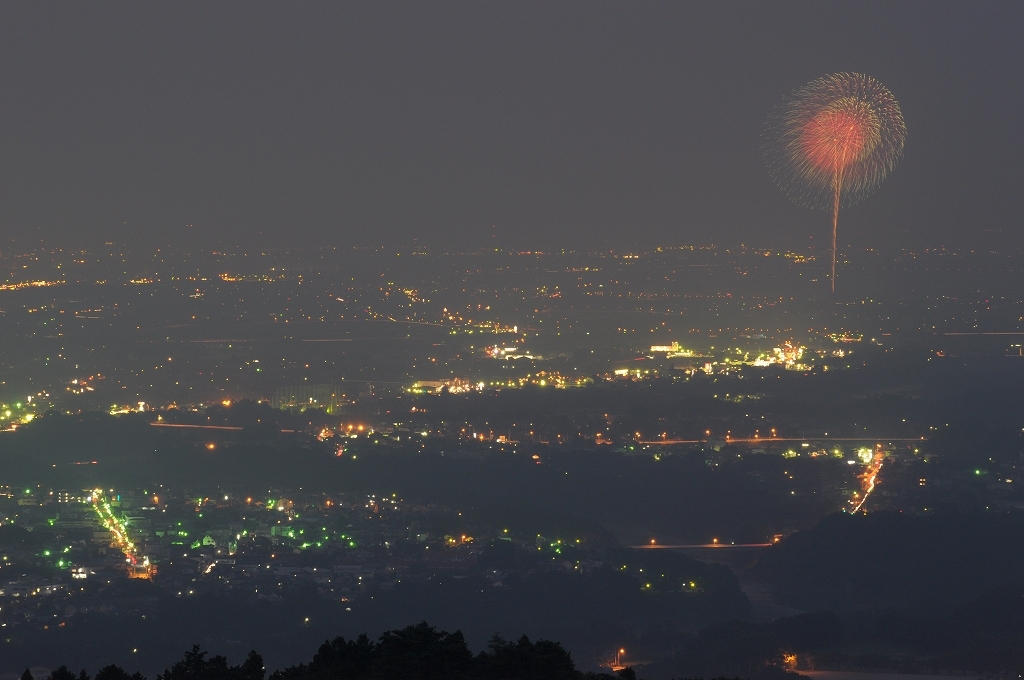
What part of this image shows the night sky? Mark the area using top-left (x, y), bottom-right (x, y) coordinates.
top-left (0, 2), bottom-right (1020, 251)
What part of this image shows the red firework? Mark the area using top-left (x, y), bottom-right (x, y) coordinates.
top-left (766, 73), bottom-right (906, 291)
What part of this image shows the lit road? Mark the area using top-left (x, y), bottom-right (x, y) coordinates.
top-left (631, 543), bottom-right (771, 549)
top-left (636, 436), bottom-right (924, 446)
top-left (149, 422), bottom-right (298, 433)
top-left (851, 450), bottom-right (885, 513)
top-left (91, 489), bottom-right (152, 578)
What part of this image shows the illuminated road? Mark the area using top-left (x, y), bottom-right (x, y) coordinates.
top-left (149, 422), bottom-right (298, 433)
top-left (91, 490), bottom-right (152, 578)
top-left (631, 543), bottom-right (771, 549)
top-left (636, 436), bottom-right (924, 445)
top-left (851, 450), bottom-right (884, 513)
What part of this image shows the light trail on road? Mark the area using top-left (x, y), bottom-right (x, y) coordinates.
top-left (91, 489), bottom-right (152, 578)
top-left (149, 422), bottom-right (297, 433)
top-left (850, 449), bottom-right (884, 513)
top-left (631, 543), bottom-right (771, 549)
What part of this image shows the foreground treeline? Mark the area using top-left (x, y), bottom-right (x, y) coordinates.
top-left (33, 622), bottom-right (639, 680)
top-left (31, 602), bottom-right (1024, 680)
top-left (272, 623), bottom-right (613, 679)
top-left (29, 618), bottom-right (829, 680)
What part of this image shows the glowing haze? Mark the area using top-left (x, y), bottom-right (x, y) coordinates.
top-left (766, 73), bottom-right (906, 291)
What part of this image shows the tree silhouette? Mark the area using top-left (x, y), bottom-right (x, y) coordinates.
top-left (94, 666), bottom-right (145, 680)
top-left (159, 645), bottom-right (263, 680)
top-left (477, 634), bottom-right (578, 679)
top-left (373, 622), bottom-right (474, 680)
top-left (46, 667), bottom-right (78, 680)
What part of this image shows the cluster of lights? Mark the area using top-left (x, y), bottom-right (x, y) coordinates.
top-left (0, 279), bottom-right (64, 291)
top-left (0, 393), bottom-right (49, 428)
top-left (218, 272), bottom-right (282, 282)
top-left (66, 376), bottom-right (101, 394)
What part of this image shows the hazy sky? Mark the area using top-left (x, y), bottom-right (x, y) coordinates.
top-left (0, 2), bottom-right (1020, 251)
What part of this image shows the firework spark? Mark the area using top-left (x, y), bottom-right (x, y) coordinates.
top-left (765, 73), bottom-right (906, 291)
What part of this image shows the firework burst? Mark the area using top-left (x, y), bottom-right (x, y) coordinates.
top-left (765, 73), bottom-right (906, 291)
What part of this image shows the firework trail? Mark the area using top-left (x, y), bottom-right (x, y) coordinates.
top-left (765, 73), bottom-right (906, 291)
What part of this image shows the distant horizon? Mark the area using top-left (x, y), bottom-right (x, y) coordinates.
top-left (0, 3), bottom-right (1019, 253)
top-left (0, 233), bottom-right (1019, 255)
